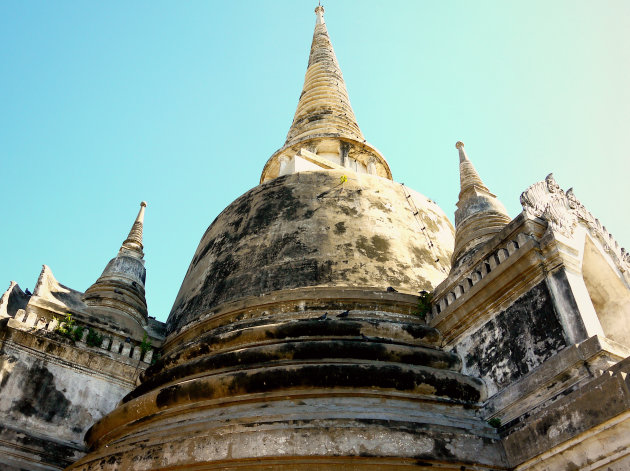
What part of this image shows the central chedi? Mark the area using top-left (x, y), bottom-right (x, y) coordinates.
top-left (69, 6), bottom-right (505, 470)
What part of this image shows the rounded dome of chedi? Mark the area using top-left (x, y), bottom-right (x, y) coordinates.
top-left (167, 169), bottom-right (454, 334)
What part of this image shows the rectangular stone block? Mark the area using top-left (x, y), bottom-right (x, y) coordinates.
top-left (143, 349), bottom-right (153, 364)
top-left (110, 339), bottom-right (121, 354)
top-left (47, 318), bottom-right (59, 331)
top-left (14, 309), bottom-right (26, 322)
top-left (131, 347), bottom-right (142, 361)
top-left (121, 343), bottom-right (131, 357)
top-left (25, 312), bottom-right (38, 327)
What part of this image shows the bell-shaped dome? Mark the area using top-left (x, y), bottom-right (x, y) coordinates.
top-left (167, 170), bottom-right (453, 334)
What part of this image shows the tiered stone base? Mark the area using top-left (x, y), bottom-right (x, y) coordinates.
top-left (68, 289), bottom-right (508, 470)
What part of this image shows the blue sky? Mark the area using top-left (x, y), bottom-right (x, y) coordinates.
top-left (1, 1), bottom-right (628, 322)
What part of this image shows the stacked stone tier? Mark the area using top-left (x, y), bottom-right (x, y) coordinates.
top-left (73, 292), bottom-right (503, 471)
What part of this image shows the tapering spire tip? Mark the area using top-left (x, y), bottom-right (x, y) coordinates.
top-left (315, 4), bottom-right (325, 24)
top-left (456, 141), bottom-right (469, 163)
top-left (140, 201), bottom-right (147, 208)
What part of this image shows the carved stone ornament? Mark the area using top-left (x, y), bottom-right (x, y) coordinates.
top-left (520, 173), bottom-right (576, 237)
top-left (520, 174), bottom-right (630, 273)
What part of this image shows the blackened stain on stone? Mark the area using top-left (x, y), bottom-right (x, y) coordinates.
top-left (126, 338), bottom-right (463, 400)
top-left (0, 423), bottom-right (80, 466)
top-left (432, 438), bottom-right (455, 459)
top-left (257, 230), bottom-right (315, 266)
top-left (0, 370), bottom-right (9, 388)
top-left (303, 208), bottom-right (318, 219)
top-left (13, 362), bottom-right (71, 422)
top-left (413, 460), bottom-right (434, 466)
top-left (139, 317), bottom-right (445, 389)
top-left (50, 289), bottom-right (85, 310)
top-left (412, 245), bottom-right (434, 266)
top-left (151, 363), bottom-right (483, 410)
top-left (155, 384), bottom-right (183, 409)
top-left (338, 204), bottom-right (359, 217)
top-left (356, 235), bottom-right (390, 262)
top-left (167, 172), bottom-right (453, 333)
top-left (463, 281), bottom-right (567, 388)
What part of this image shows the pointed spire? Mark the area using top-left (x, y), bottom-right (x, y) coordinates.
top-left (83, 202), bottom-right (149, 326)
top-left (284, 4), bottom-right (364, 146)
top-left (456, 141), bottom-right (488, 193)
top-left (261, 6), bottom-right (391, 183)
top-left (120, 201), bottom-right (146, 259)
top-left (452, 142), bottom-right (511, 266)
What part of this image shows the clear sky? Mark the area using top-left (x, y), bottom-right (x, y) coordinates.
top-left (1, 1), bottom-right (629, 323)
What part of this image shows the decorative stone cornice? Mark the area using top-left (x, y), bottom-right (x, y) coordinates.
top-left (520, 173), bottom-right (630, 274)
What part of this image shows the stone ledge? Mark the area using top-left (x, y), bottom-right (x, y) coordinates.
top-left (503, 355), bottom-right (630, 467)
top-left (72, 396), bottom-right (506, 470)
top-left (0, 422), bottom-right (84, 470)
top-left (482, 335), bottom-right (630, 424)
top-left (165, 286), bottom-right (424, 352)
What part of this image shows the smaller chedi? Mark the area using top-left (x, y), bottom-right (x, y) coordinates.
top-left (1, 5), bottom-right (630, 471)
top-left (0, 202), bottom-right (165, 470)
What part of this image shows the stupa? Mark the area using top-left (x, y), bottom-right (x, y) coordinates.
top-left (1, 5), bottom-right (629, 471)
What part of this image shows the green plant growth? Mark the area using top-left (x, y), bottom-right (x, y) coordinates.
top-left (151, 352), bottom-right (161, 366)
top-left (487, 417), bottom-right (502, 429)
top-left (414, 290), bottom-right (433, 320)
top-left (139, 333), bottom-right (152, 355)
top-left (86, 328), bottom-right (104, 348)
top-left (72, 325), bottom-right (84, 342)
top-left (54, 312), bottom-right (84, 342)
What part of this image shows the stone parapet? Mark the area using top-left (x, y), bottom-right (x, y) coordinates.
top-left (5, 311), bottom-right (154, 371)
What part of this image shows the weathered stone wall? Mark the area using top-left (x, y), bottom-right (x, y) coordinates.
top-left (453, 281), bottom-right (568, 396)
top-left (0, 318), bottom-right (143, 470)
top-left (0, 276), bottom-right (165, 471)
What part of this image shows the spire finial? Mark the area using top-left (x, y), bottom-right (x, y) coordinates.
top-left (120, 201), bottom-right (147, 258)
top-left (455, 141), bottom-right (468, 163)
top-left (315, 3), bottom-right (325, 24)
